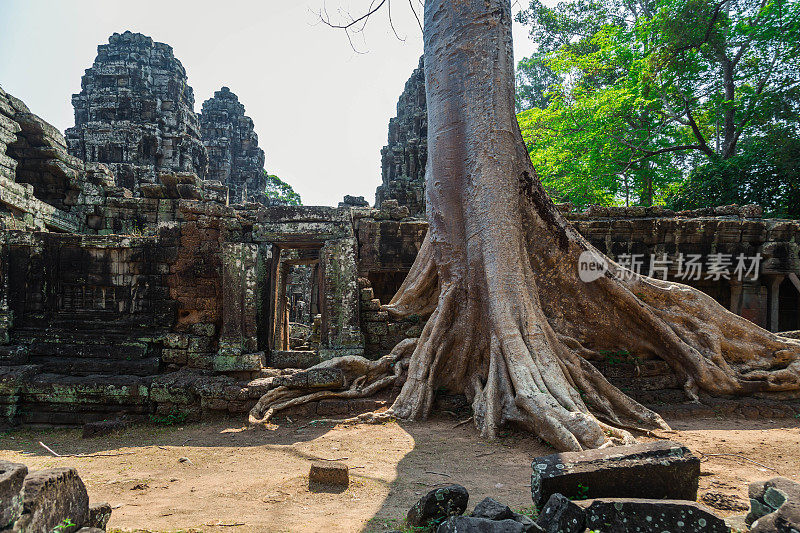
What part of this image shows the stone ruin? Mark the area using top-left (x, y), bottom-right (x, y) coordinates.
top-left (65, 31), bottom-right (208, 193)
top-left (199, 86), bottom-right (273, 205)
top-left (0, 459), bottom-right (111, 532)
top-left (0, 34), bottom-right (798, 430)
top-left (375, 56), bottom-right (427, 217)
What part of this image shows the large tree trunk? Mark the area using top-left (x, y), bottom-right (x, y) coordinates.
top-left (250, 0), bottom-right (800, 451)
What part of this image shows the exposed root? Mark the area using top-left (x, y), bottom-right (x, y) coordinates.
top-left (299, 411), bottom-right (398, 429)
top-left (248, 339), bottom-right (417, 426)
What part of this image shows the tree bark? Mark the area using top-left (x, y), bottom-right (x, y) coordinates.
top-left (251, 0), bottom-right (800, 451)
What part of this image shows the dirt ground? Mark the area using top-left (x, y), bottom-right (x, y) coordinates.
top-left (1, 414), bottom-right (798, 533)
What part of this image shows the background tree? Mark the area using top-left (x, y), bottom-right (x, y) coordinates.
top-left (250, 0), bottom-right (800, 451)
top-left (515, 0), bottom-right (800, 208)
top-left (264, 171), bottom-right (302, 205)
top-left (667, 126), bottom-right (800, 216)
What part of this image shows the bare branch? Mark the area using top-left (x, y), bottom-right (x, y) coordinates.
top-left (388, 0), bottom-right (407, 42)
top-left (319, 0), bottom-right (389, 30)
top-left (408, 0), bottom-right (424, 32)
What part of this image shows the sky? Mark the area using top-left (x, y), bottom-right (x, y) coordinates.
top-left (0, 1), bottom-right (538, 206)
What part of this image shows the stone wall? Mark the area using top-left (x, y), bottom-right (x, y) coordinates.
top-left (375, 56), bottom-right (427, 217)
top-left (199, 87), bottom-right (271, 205)
top-left (1, 85), bottom-right (113, 233)
top-left (66, 31), bottom-right (208, 193)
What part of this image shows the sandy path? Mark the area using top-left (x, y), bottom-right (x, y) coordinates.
top-left (1, 415), bottom-right (798, 532)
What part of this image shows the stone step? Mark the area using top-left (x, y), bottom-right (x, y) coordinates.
top-left (268, 350), bottom-right (321, 369)
top-left (26, 355), bottom-right (159, 376)
top-left (25, 341), bottom-right (150, 360)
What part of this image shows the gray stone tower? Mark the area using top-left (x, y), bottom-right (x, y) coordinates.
top-left (375, 56), bottom-right (427, 217)
top-left (66, 31), bottom-right (208, 193)
top-left (198, 87), bottom-right (270, 205)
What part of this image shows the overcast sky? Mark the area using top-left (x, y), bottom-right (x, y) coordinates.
top-left (0, 1), bottom-right (537, 206)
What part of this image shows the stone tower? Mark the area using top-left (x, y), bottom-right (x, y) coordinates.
top-left (375, 56), bottom-right (427, 217)
top-left (198, 87), bottom-right (270, 205)
top-left (66, 31), bottom-right (208, 193)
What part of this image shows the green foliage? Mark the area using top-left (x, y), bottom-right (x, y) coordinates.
top-left (149, 410), bottom-right (188, 426)
top-left (515, 0), bottom-right (800, 211)
top-left (263, 171), bottom-right (302, 206)
top-left (52, 518), bottom-right (76, 533)
top-left (514, 506), bottom-right (539, 520)
top-left (666, 128), bottom-right (800, 217)
top-left (573, 483), bottom-right (590, 500)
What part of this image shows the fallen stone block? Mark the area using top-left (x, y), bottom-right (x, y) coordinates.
top-left (0, 460), bottom-right (27, 528)
top-left (530, 440), bottom-right (699, 506)
top-left (535, 493), bottom-right (586, 533)
top-left (747, 477), bottom-right (800, 524)
top-left (308, 461), bottom-right (349, 487)
top-left (87, 501), bottom-right (112, 529)
top-left (747, 477), bottom-right (800, 533)
top-left (471, 497), bottom-right (515, 521)
top-left (407, 484), bottom-right (469, 529)
top-left (81, 420), bottom-right (128, 439)
top-left (583, 498), bottom-right (729, 533)
top-left (437, 516), bottom-right (531, 532)
top-left (76, 528), bottom-right (105, 533)
top-left (750, 502), bottom-right (800, 533)
top-left (14, 467), bottom-right (89, 533)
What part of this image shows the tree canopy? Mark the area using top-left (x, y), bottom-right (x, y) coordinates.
top-left (515, 0), bottom-right (800, 211)
top-left (263, 171), bottom-right (302, 205)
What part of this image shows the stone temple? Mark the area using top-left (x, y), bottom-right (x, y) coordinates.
top-left (375, 56), bottom-right (427, 217)
top-left (0, 33), bottom-right (798, 426)
top-left (199, 86), bottom-right (273, 205)
top-left (66, 31), bottom-right (208, 193)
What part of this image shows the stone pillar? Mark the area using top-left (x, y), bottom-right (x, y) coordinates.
top-left (319, 237), bottom-right (364, 359)
top-left (768, 275), bottom-right (785, 332)
top-left (729, 281), bottom-right (742, 315)
top-left (216, 242), bottom-right (262, 371)
top-left (740, 280), bottom-right (768, 329)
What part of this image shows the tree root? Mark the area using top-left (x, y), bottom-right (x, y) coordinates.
top-left (248, 338), bottom-right (417, 425)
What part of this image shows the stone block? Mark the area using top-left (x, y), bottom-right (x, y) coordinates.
top-left (437, 516), bottom-right (531, 532)
top-left (212, 352), bottom-right (263, 372)
top-left (273, 368), bottom-right (344, 389)
top-left (0, 460), bottom-right (27, 528)
top-left (583, 498), bottom-right (729, 533)
top-left (14, 467), bottom-right (89, 533)
top-left (407, 484), bottom-right (469, 528)
top-left (471, 497), bottom-right (515, 521)
top-left (308, 461), bottom-right (349, 487)
top-left (535, 493), bottom-right (586, 533)
top-left (87, 501), bottom-right (112, 529)
top-left (269, 350), bottom-right (321, 369)
top-left (747, 476), bottom-right (800, 531)
top-left (162, 348), bottom-right (188, 365)
top-left (162, 332), bottom-right (189, 349)
top-left (530, 440), bottom-right (699, 506)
